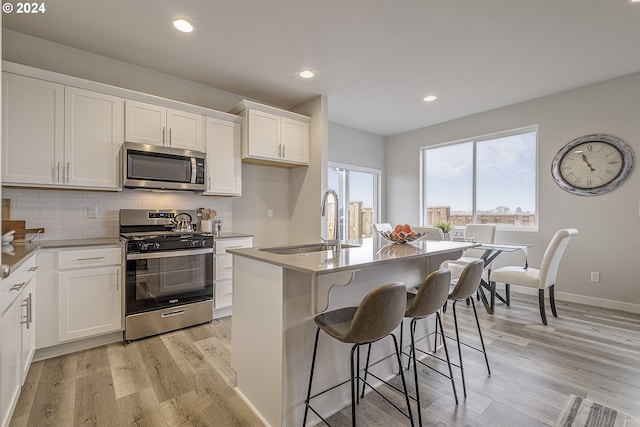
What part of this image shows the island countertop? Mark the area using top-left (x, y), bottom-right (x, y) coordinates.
top-left (227, 237), bottom-right (476, 275)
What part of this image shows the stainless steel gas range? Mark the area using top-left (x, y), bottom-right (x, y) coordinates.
top-left (119, 209), bottom-right (214, 342)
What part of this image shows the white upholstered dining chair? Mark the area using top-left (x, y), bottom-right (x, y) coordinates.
top-left (411, 226), bottom-right (445, 240)
top-left (489, 228), bottom-right (578, 325)
top-left (442, 224), bottom-right (497, 279)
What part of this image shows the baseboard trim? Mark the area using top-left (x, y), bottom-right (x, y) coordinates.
top-left (507, 287), bottom-right (640, 314)
top-left (33, 331), bottom-right (123, 362)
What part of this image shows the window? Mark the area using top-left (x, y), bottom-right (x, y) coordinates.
top-left (328, 162), bottom-right (381, 239)
top-left (421, 126), bottom-right (537, 230)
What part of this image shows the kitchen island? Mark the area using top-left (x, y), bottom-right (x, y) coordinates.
top-left (227, 238), bottom-right (475, 427)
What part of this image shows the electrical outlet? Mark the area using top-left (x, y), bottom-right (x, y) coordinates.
top-left (590, 272), bottom-right (600, 283)
top-left (267, 208), bottom-right (273, 218)
top-left (87, 206), bottom-right (98, 219)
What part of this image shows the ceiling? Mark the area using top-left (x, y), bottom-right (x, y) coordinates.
top-left (3, 0), bottom-right (640, 137)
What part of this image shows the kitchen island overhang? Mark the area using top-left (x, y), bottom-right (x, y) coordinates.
top-left (228, 238), bottom-right (476, 427)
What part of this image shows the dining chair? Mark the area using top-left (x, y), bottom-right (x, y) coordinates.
top-left (411, 226), bottom-right (445, 241)
top-left (372, 223), bottom-right (393, 235)
top-left (490, 228), bottom-right (578, 325)
top-left (442, 224), bottom-right (496, 279)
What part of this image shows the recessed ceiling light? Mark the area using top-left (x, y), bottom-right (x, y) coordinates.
top-left (631, 0), bottom-right (640, 3)
top-left (173, 19), bottom-right (194, 33)
top-left (299, 70), bottom-right (314, 79)
top-left (423, 95), bottom-right (438, 102)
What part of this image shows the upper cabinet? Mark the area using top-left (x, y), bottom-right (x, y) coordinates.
top-left (230, 100), bottom-right (310, 167)
top-left (125, 100), bottom-right (204, 151)
top-left (2, 73), bottom-right (122, 190)
top-left (204, 117), bottom-right (242, 196)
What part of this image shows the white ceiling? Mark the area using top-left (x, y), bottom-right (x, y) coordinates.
top-left (3, 0), bottom-right (640, 137)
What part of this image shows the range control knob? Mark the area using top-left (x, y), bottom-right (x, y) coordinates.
top-left (139, 242), bottom-right (149, 251)
top-left (153, 242), bottom-right (161, 250)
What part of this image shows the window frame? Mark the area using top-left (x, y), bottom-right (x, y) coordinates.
top-left (420, 125), bottom-right (539, 232)
top-left (328, 161), bottom-right (382, 240)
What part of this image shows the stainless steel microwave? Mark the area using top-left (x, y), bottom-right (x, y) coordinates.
top-left (122, 142), bottom-right (206, 191)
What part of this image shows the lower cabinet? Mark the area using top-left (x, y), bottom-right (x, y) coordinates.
top-left (214, 237), bottom-right (253, 316)
top-left (58, 266), bottom-right (121, 342)
top-left (36, 245), bottom-right (123, 350)
top-left (1, 255), bottom-right (37, 427)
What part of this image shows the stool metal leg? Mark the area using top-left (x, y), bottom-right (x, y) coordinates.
top-left (471, 298), bottom-right (491, 375)
top-left (435, 312), bottom-right (459, 405)
top-left (409, 318), bottom-right (422, 427)
top-left (350, 344), bottom-right (358, 426)
top-left (303, 327), bottom-right (321, 426)
top-left (391, 333), bottom-right (415, 427)
top-left (452, 300), bottom-right (467, 398)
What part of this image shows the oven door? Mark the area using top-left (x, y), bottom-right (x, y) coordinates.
top-left (125, 248), bottom-right (213, 315)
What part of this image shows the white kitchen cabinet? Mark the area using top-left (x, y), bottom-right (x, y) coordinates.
top-left (64, 87), bottom-right (123, 189)
top-left (0, 298), bottom-right (20, 427)
top-left (214, 236), bottom-right (253, 316)
top-left (1, 255), bottom-right (37, 427)
top-left (125, 100), bottom-right (204, 150)
top-left (36, 246), bottom-right (123, 350)
top-left (2, 73), bottom-right (123, 190)
top-left (204, 117), bottom-right (242, 196)
top-left (2, 73), bottom-right (64, 186)
top-left (231, 100), bottom-right (310, 167)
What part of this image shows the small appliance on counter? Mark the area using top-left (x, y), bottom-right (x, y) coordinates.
top-left (119, 209), bottom-right (214, 342)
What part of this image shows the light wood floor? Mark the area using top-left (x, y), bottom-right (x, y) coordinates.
top-left (10, 293), bottom-right (640, 426)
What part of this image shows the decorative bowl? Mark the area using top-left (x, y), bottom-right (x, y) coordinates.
top-left (379, 230), bottom-right (428, 244)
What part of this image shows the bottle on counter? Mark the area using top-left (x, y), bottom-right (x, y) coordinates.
top-left (213, 219), bottom-right (222, 235)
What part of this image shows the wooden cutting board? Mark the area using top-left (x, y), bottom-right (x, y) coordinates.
top-left (2, 220), bottom-right (45, 242)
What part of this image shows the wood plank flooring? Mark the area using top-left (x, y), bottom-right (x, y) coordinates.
top-left (10, 293), bottom-right (640, 426)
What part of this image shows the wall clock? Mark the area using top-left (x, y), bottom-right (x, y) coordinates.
top-left (551, 134), bottom-right (634, 196)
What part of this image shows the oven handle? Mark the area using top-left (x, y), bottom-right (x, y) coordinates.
top-left (126, 247), bottom-right (213, 260)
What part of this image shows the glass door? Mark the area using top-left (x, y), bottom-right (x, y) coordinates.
top-left (328, 162), bottom-right (381, 240)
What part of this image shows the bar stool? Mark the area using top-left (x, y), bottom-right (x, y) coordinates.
top-left (303, 282), bottom-right (414, 427)
top-left (440, 259), bottom-right (490, 398)
top-left (362, 269), bottom-right (458, 426)
top-left (403, 268), bottom-right (458, 425)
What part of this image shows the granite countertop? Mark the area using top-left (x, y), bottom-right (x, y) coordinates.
top-left (227, 237), bottom-right (475, 276)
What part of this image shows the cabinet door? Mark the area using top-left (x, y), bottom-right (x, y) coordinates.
top-left (280, 117), bottom-right (309, 165)
top-left (2, 73), bottom-right (64, 186)
top-left (0, 299), bottom-right (21, 427)
top-left (167, 108), bottom-right (203, 150)
top-left (124, 100), bottom-right (166, 146)
top-left (20, 278), bottom-right (36, 385)
top-left (205, 117), bottom-right (241, 195)
top-left (58, 266), bottom-right (122, 342)
top-left (65, 87), bottom-right (123, 189)
top-left (245, 109), bottom-right (279, 160)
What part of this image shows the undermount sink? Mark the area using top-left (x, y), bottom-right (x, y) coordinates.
top-left (257, 243), bottom-right (361, 255)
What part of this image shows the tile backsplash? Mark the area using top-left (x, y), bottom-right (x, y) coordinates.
top-left (1, 187), bottom-right (232, 241)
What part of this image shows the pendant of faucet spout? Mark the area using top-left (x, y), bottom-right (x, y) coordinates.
top-left (320, 189), bottom-right (339, 241)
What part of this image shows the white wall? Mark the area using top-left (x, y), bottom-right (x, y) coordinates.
top-left (386, 73), bottom-right (640, 312)
top-left (328, 122), bottom-right (387, 221)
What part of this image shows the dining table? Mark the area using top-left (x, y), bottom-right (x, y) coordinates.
top-left (472, 242), bottom-right (533, 314)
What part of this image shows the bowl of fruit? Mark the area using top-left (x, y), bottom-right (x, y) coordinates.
top-left (378, 224), bottom-right (428, 244)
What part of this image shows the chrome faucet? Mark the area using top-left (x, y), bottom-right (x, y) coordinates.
top-left (320, 189), bottom-right (340, 251)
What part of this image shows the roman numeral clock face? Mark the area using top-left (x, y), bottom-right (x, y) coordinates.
top-left (551, 134), bottom-right (634, 196)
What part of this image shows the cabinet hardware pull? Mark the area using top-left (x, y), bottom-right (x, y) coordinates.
top-left (28, 293), bottom-right (32, 326)
top-left (10, 282), bottom-right (25, 291)
top-left (161, 309), bottom-right (186, 318)
top-left (57, 161), bottom-right (61, 182)
top-left (75, 256), bottom-right (106, 261)
top-left (282, 144), bottom-right (285, 158)
top-left (208, 174), bottom-right (211, 191)
top-left (21, 293), bottom-right (32, 328)
top-left (28, 266), bottom-right (39, 272)
top-left (278, 144), bottom-right (282, 157)
top-left (169, 128), bottom-right (172, 146)
top-left (116, 275), bottom-right (119, 292)
top-left (162, 127), bottom-right (166, 145)
top-left (66, 162), bottom-right (70, 183)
